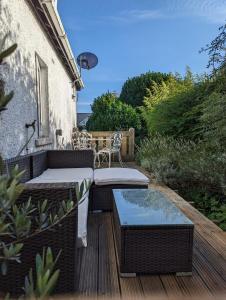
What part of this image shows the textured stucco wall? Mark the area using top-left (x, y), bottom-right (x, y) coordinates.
top-left (0, 0), bottom-right (77, 159)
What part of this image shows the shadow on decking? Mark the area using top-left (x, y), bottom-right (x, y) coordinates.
top-left (76, 163), bottom-right (226, 299)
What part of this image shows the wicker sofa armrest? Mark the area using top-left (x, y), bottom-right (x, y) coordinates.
top-left (30, 151), bottom-right (48, 178)
top-left (2, 154), bottom-right (32, 183)
top-left (2, 181), bottom-right (79, 295)
top-left (20, 182), bottom-right (78, 207)
top-left (47, 150), bottom-right (94, 169)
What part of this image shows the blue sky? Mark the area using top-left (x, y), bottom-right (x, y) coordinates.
top-left (58, 0), bottom-right (226, 113)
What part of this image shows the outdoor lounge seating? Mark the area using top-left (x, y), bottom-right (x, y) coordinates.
top-left (1, 150), bottom-right (94, 295)
top-left (2, 150), bottom-right (149, 244)
top-left (3, 149), bottom-right (226, 298)
top-left (89, 167), bottom-right (149, 211)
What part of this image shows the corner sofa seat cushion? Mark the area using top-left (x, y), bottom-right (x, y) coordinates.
top-left (27, 168), bottom-right (94, 184)
top-left (94, 168), bottom-right (149, 186)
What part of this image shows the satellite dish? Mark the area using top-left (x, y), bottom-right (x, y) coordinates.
top-left (77, 52), bottom-right (98, 71)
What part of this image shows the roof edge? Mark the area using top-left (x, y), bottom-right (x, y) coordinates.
top-left (27, 0), bottom-right (84, 90)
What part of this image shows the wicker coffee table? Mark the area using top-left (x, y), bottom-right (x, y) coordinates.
top-left (113, 189), bottom-right (194, 277)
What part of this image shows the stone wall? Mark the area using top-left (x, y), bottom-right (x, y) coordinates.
top-left (0, 0), bottom-right (77, 159)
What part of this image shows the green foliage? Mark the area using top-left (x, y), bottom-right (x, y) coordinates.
top-left (181, 189), bottom-right (226, 231)
top-left (137, 134), bottom-right (226, 194)
top-left (86, 92), bottom-right (141, 131)
top-left (24, 247), bottom-right (61, 299)
top-left (200, 23), bottom-right (226, 74)
top-left (197, 91), bottom-right (226, 146)
top-left (0, 167), bottom-right (90, 281)
top-left (0, 34), bottom-right (17, 64)
top-left (0, 82), bottom-right (14, 111)
top-left (136, 133), bottom-right (196, 185)
top-left (119, 71), bottom-right (171, 107)
top-left (0, 34), bottom-right (17, 111)
top-left (142, 68), bottom-right (207, 138)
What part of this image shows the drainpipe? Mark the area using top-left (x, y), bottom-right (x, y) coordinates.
top-left (40, 0), bottom-right (84, 89)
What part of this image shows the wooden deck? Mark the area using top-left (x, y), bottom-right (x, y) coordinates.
top-left (76, 164), bottom-right (226, 299)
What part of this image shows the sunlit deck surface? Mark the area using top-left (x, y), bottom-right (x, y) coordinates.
top-left (76, 163), bottom-right (226, 298)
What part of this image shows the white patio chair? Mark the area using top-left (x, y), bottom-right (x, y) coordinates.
top-left (79, 129), bottom-right (93, 149)
top-left (72, 128), bottom-right (81, 149)
top-left (96, 132), bottom-right (123, 168)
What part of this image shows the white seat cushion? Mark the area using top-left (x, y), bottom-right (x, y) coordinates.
top-left (94, 168), bottom-right (149, 186)
top-left (27, 168), bottom-right (94, 184)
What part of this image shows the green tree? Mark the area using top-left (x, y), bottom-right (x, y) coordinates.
top-left (119, 71), bottom-right (171, 107)
top-left (200, 23), bottom-right (226, 74)
top-left (86, 92), bottom-right (141, 131)
top-left (142, 68), bottom-right (203, 138)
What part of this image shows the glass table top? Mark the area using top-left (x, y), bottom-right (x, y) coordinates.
top-left (113, 189), bottom-right (193, 227)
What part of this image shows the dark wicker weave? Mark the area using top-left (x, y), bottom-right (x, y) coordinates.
top-left (113, 199), bottom-right (194, 275)
top-left (47, 150), bottom-right (94, 169)
top-left (90, 184), bottom-right (148, 211)
top-left (1, 154), bottom-right (32, 183)
top-left (31, 150), bottom-right (48, 178)
top-left (0, 182), bottom-right (78, 296)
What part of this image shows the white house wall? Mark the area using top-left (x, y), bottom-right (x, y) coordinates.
top-left (0, 0), bottom-right (77, 159)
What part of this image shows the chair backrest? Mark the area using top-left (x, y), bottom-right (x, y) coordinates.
top-left (72, 128), bottom-right (81, 150)
top-left (111, 132), bottom-right (123, 151)
top-left (79, 130), bottom-right (93, 150)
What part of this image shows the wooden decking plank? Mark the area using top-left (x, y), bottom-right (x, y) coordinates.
top-left (119, 277), bottom-right (144, 299)
top-left (195, 228), bottom-right (226, 259)
top-left (194, 231), bottom-right (226, 281)
top-left (177, 269), bottom-right (212, 297)
top-left (193, 248), bottom-right (226, 294)
top-left (98, 213), bottom-right (120, 297)
top-left (77, 214), bottom-right (99, 297)
top-left (140, 275), bottom-right (167, 297)
top-left (76, 164), bottom-right (226, 298)
top-left (160, 274), bottom-right (185, 297)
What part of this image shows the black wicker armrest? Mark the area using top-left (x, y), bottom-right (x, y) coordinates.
top-left (2, 154), bottom-right (32, 183)
top-left (20, 182), bottom-right (78, 206)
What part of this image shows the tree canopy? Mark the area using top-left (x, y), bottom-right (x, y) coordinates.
top-left (86, 92), bottom-right (141, 131)
top-left (119, 71), bottom-right (171, 107)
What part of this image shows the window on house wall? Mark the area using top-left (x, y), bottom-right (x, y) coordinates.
top-left (36, 54), bottom-right (50, 138)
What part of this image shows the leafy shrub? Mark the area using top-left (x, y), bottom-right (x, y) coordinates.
top-left (180, 189), bottom-right (226, 231)
top-left (142, 69), bottom-right (209, 139)
top-left (136, 133), bottom-right (196, 186)
top-left (86, 92), bottom-right (141, 131)
top-left (196, 91), bottom-right (226, 146)
top-left (137, 133), bottom-right (226, 194)
top-left (24, 247), bottom-right (61, 299)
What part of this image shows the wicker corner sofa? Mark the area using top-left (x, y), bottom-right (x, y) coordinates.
top-left (1, 150), bottom-right (94, 296)
top-left (1, 150), bottom-right (149, 295)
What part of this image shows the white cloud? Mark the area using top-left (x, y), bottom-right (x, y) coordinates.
top-left (106, 0), bottom-right (226, 25)
top-left (108, 9), bottom-right (164, 23)
top-left (166, 0), bottom-right (226, 24)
